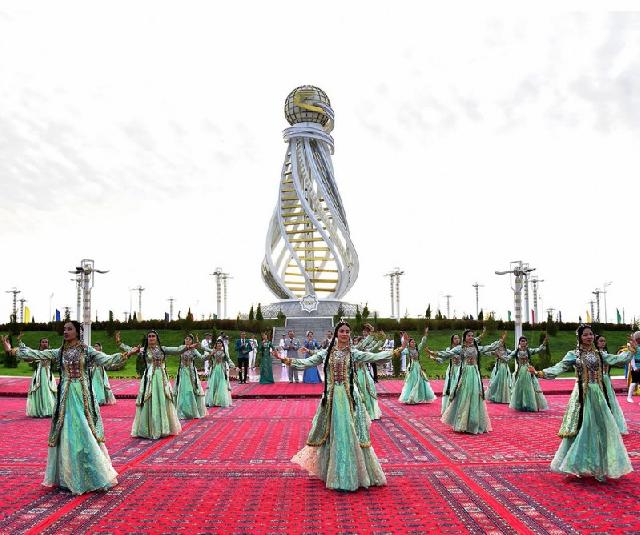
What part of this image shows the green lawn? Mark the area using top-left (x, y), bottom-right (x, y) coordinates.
top-left (1, 328), bottom-right (631, 379)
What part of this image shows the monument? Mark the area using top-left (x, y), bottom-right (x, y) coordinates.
top-left (262, 86), bottom-right (359, 351)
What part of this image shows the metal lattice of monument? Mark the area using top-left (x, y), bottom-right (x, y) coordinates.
top-left (261, 86), bottom-right (359, 300)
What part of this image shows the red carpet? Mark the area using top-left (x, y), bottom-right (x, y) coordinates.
top-left (1, 375), bottom-right (629, 398)
top-left (1, 381), bottom-right (640, 533)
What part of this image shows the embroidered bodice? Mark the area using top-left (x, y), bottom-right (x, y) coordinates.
top-left (211, 350), bottom-right (227, 364)
top-left (516, 349), bottom-right (530, 367)
top-left (407, 348), bottom-right (419, 361)
top-left (147, 347), bottom-right (165, 367)
top-left (460, 345), bottom-right (479, 365)
top-left (330, 348), bottom-right (349, 384)
top-left (63, 345), bottom-right (84, 378)
top-left (181, 349), bottom-right (197, 366)
top-left (575, 349), bottom-right (603, 385)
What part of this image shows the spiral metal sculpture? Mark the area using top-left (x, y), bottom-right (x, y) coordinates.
top-left (261, 86), bottom-right (359, 300)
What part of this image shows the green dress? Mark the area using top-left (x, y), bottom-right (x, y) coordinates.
top-left (601, 354), bottom-right (628, 434)
top-left (121, 343), bottom-right (183, 439)
top-left (288, 345), bottom-right (396, 491)
top-left (17, 343), bottom-right (126, 494)
top-left (437, 340), bottom-right (501, 434)
top-left (542, 348), bottom-right (632, 481)
top-left (258, 341), bottom-right (275, 384)
top-left (399, 336), bottom-right (435, 404)
top-left (486, 344), bottom-right (512, 404)
top-left (22, 343), bottom-right (57, 417)
top-left (441, 346), bottom-right (462, 416)
top-left (354, 335), bottom-right (384, 420)
top-left (90, 365), bottom-right (116, 406)
top-left (509, 344), bottom-right (547, 412)
top-left (205, 349), bottom-right (234, 407)
top-left (174, 349), bottom-right (206, 419)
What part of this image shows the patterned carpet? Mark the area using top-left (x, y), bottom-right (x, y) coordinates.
top-left (1, 386), bottom-right (640, 533)
top-left (1, 375), bottom-right (629, 398)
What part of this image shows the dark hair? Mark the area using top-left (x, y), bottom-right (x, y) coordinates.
top-left (450, 334), bottom-right (460, 347)
top-left (519, 336), bottom-right (528, 344)
top-left (594, 334), bottom-right (609, 353)
top-left (576, 324), bottom-right (593, 341)
top-left (322, 321), bottom-right (353, 405)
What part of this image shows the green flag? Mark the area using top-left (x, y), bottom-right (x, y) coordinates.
top-left (617, 308), bottom-right (621, 324)
top-left (508, 310), bottom-right (512, 321)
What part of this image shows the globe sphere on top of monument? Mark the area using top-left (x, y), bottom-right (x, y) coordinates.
top-left (284, 85), bottom-right (331, 126)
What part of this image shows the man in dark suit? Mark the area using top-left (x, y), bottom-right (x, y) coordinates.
top-left (235, 331), bottom-right (252, 383)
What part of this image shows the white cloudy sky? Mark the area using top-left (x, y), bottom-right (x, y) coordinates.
top-left (1, 2), bottom-right (639, 324)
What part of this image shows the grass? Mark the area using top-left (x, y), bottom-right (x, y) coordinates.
top-left (1, 328), bottom-right (631, 379)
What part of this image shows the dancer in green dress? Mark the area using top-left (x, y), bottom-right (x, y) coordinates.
top-left (399, 328), bottom-right (435, 404)
top-left (174, 334), bottom-right (206, 419)
top-left (440, 334), bottom-right (462, 415)
top-left (23, 336), bottom-right (57, 417)
top-left (534, 325), bottom-right (635, 481)
top-left (117, 330), bottom-right (189, 439)
top-left (595, 334), bottom-right (627, 434)
top-left (509, 336), bottom-right (548, 412)
top-left (3, 322), bottom-right (135, 494)
top-left (275, 322), bottom-right (408, 491)
top-left (90, 342), bottom-right (116, 406)
top-left (353, 326), bottom-right (384, 420)
top-left (205, 339), bottom-right (237, 407)
top-left (429, 330), bottom-right (505, 434)
top-left (486, 339), bottom-right (513, 404)
top-left (257, 332), bottom-right (275, 384)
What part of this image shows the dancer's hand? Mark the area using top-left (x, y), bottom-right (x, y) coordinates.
top-left (400, 333), bottom-right (409, 350)
top-left (16, 332), bottom-right (24, 342)
top-left (299, 347), bottom-right (309, 354)
top-left (500, 331), bottom-right (507, 342)
top-left (424, 326), bottom-right (429, 335)
top-left (1, 335), bottom-right (11, 353)
top-left (629, 338), bottom-right (638, 353)
top-left (271, 349), bottom-right (283, 360)
top-left (114, 331), bottom-right (121, 345)
top-left (528, 366), bottom-right (536, 374)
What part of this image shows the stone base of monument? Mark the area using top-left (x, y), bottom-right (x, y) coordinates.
top-left (265, 299), bottom-right (359, 380)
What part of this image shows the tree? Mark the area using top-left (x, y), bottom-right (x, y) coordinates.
top-left (256, 303), bottom-right (264, 321)
top-left (362, 303), bottom-right (370, 321)
top-left (132, 311), bottom-right (138, 322)
top-left (106, 310), bottom-right (115, 336)
top-left (333, 303), bottom-right (345, 324)
top-left (435, 309), bottom-right (443, 320)
top-left (248, 305), bottom-right (254, 321)
top-left (478, 309), bottom-right (484, 321)
top-left (425, 305), bottom-right (431, 319)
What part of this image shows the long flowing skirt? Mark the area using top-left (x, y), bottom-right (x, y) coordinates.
top-left (356, 367), bottom-right (381, 420)
top-left (259, 358), bottom-right (275, 384)
top-left (551, 383), bottom-right (632, 481)
top-left (91, 367), bottom-right (116, 406)
top-left (26, 365), bottom-right (57, 417)
top-left (441, 364), bottom-right (491, 434)
top-left (205, 363), bottom-right (232, 407)
top-left (441, 363), bottom-right (461, 415)
top-left (291, 384), bottom-right (386, 491)
top-left (602, 374), bottom-right (628, 435)
top-left (510, 367), bottom-right (548, 412)
top-left (175, 367), bottom-right (206, 419)
top-left (399, 362), bottom-right (436, 404)
top-left (44, 381), bottom-right (118, 494)
top-left (131, 368), bottom-right (181, 439)
top-left (486, 362), bottom-right (511, 404)
top-left (303, 366), bottom-right (322, 384)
